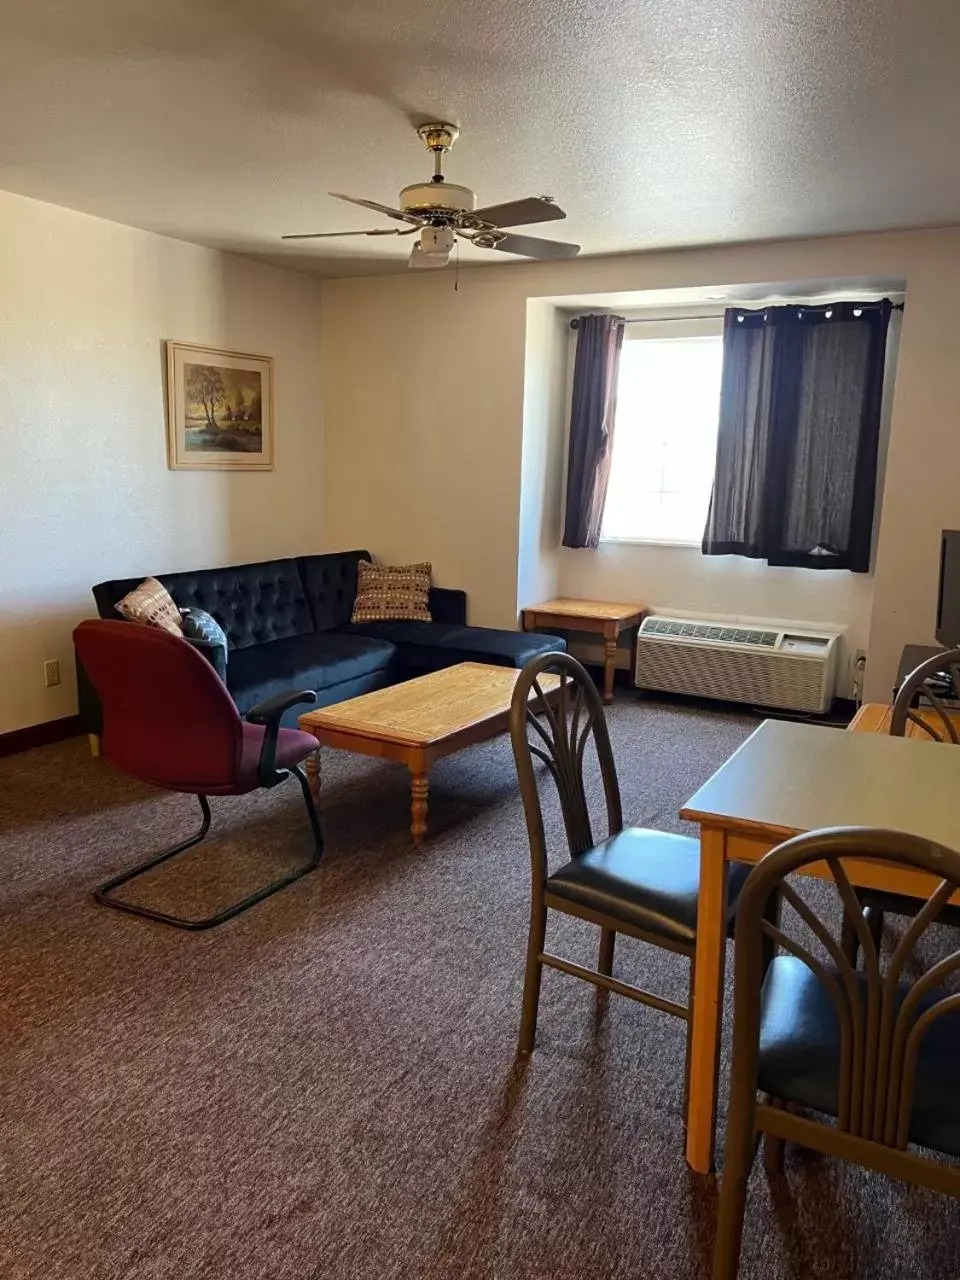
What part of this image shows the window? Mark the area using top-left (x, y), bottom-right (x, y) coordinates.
top-left (601, 327), bottom-right (724, 545)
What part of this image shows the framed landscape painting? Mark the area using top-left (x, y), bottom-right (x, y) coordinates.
top-left (166, 341), bottom-right (275, 470)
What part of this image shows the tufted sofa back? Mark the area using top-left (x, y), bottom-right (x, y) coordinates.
top-left (91, 550), bottom-right (464, 652)
top-left (93, 558), bottom-right (316, 651)
top-left (297, 550), bottom-right (370, 632)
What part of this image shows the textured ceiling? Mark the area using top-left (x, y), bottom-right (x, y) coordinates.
top-left (1, 0), bottom-right (959, 277)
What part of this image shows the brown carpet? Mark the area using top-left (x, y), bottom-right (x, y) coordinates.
top-left (1, 694), bottom-right (958, 1279)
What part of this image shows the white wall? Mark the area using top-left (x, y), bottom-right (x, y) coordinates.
top-left (0, 188), bottom-right (324, 734)
top-left (321, 227), bottom-right (960, 703)
top-left (516, 300), bottom-right (567, 609)
top-left (560, 545), bottom-right (874, 687)
top-left (322, 270), bottom-right (528, 629)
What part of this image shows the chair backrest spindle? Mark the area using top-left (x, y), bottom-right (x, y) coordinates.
top-left (891, 649), bottom-right (960, 742)
top-left (734, 827), bottom-right (960, 1150)
top-left (510, 654), bottom-right (623, 882)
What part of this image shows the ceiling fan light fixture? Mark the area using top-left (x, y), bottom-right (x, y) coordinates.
top-left (419, 227), bottom-right (455, 256)
top-left (409, 241), bottom-right (450, 269)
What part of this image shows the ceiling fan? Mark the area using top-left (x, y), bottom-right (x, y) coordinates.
top-left (282, 123), bottom-right (580, 269)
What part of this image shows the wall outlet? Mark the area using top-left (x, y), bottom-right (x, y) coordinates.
top-left (852, 649), bottom-right (867, 703)
top-left (43, 659), bottom-right (61, 688)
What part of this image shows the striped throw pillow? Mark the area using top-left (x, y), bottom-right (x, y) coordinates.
top-left (351, 561), bottom-right (432, 624)
top-left (115, 577), bottom-right (182, 635)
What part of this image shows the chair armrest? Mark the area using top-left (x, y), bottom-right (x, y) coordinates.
top-left (246, 689), bottom-right (317, 788)
top-left (246, 689), bottom-right (316, 725)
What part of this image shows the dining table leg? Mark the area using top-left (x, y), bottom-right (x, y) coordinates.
top-left (686, 825), bottom-right (728, 1173)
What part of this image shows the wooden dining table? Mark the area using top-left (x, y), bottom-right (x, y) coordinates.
top-left (679, 717), bottom-right (960, 1174)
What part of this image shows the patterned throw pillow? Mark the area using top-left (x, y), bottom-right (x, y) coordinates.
top-left (180, 607), bottom-right (229, 681)
top-left (351, 560), bottom-right (432, 624)
top-left (115, 577), bottom-right (182, 635)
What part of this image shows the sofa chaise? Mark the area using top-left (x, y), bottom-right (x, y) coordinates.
top-left (80, 549), bottom-right (565, 730)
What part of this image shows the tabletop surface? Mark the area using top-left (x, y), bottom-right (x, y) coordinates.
top-left (523, 597), bottom-right (645, 621)
top-left (299, 662), bottom-right (558, 747)
top-left (680, 718), bottom-right (960, 848)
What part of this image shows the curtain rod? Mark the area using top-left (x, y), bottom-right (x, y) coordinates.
top-left (569, 313), bottom-right (721, 329)
top-left (568, 301), bottom-right (904, 330)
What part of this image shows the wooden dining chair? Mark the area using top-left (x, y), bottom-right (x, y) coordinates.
top-left (890, 648), bottom-right (960, 742)
top-left (714, 826), bottom-right (960, 1280)
top-left (844, 648), bottom-right (960, 962)
top-left (508, 651), bottom-right (752, 1087)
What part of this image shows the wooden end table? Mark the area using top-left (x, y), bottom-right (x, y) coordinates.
top-left (298, 662), bottom-right (559, 845)
top-left (521, 597), bottom-right (645, 704)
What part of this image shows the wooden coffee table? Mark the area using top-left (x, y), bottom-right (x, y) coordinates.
top-left (298, 662), bottom-right (559, 844)
top-left (521, 597), bottom-right (645, 704)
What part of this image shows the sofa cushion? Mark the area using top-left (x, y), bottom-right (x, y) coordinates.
top-left (226, 632), bottom-right (396, 714)
top-left (94, 559), bottom-right (314, 651)
top-left (297, 551), bottom-right (371, 632)
top-left (341, 621), bottom-right (567, 672)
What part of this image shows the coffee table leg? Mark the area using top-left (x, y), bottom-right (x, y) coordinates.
top-left (305, 749), bottom-right (321, 806)
top-left (410, 772), bottom-right (429, 845)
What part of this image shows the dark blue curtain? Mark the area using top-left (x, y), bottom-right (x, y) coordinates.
top-left (702, 300), bottom-right (893, 572)
top-left (562, 314), bottom-right (624, 549)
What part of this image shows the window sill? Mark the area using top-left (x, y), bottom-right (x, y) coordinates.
top-left (598, 536), bottom-right (702, 550)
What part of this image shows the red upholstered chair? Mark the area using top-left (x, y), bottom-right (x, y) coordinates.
top-left (73, 619), bottom-right (324, 930)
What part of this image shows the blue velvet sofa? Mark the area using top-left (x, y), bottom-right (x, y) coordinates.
top-left (81, 549), bottom-right (565, 728)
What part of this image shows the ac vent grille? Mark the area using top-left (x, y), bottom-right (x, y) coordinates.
top-left (641, 618), bottom-right (779, 647)
top-left (635, 615), bottom-right (840, 713)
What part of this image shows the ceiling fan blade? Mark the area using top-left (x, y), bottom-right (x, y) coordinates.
top-left (489, 233), bottom-right (581, 260)
top-left (281, 228), bottom-right (412, 240)
top-left (408, 242), bottom-right (451, 270)
top-left (330, 192), bottom-right (421, 224)
top-left (471, 197), bottom-right (566, 228)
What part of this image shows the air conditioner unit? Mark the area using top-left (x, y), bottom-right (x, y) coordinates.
top-left (634, 616), bottom-right (841, 713)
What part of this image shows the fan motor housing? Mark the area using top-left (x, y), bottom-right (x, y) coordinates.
top-left (399, 181), bottom-right (476, 213)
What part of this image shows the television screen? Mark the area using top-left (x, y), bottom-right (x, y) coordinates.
top-left (936, 530), bottom-right (960, 648)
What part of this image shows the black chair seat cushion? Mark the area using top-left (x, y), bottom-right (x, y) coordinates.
top-left (341, 620), bottom-right (567, 672)
top-left (757, 954), bottom-right (960, 1157)
top-left (227, 632), bottom-right (396, 713)
top-left (547, 827), bottom-right (751, 946)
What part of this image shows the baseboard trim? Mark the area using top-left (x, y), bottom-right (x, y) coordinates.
top-left (0, 714), bottom-right (84, 758)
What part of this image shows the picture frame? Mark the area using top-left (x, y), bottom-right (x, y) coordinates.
top-left (165, 341), bottom-right (275, 470)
